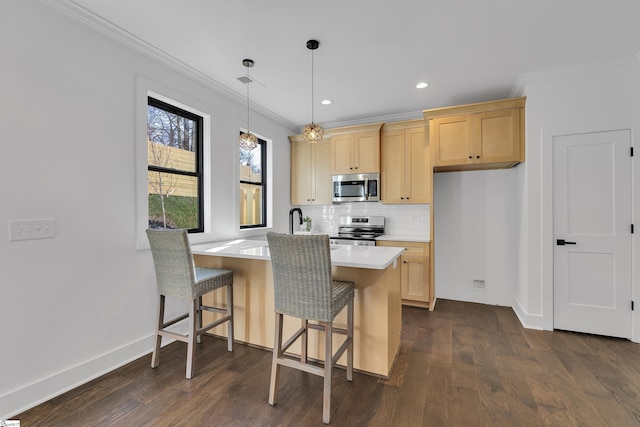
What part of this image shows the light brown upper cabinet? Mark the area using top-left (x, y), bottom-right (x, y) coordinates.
top-left (381, 120), bottom-right (431, 204)
top-left (289, 135), bottom-right (332, 205)
top-left (328, 123), bottom-right (383, 174)
top-left (424, 97), bottom-right (525, 172)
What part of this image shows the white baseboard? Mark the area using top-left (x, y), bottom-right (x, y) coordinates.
top-left (512, 297), bottom-right (548, 330)
top-left (0, 334), bottom-right (159, 420)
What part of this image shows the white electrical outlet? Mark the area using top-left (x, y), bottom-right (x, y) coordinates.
top-left (8, 219), bottom-right (56, 241)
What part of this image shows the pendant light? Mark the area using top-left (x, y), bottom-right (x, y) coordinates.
top-left (302, 40), bottom-right (324, 143)
top-left (239, 58), bottom-right (258, 151)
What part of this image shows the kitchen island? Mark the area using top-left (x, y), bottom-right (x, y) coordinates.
top-left (191, 238), bottom-right (404, 378)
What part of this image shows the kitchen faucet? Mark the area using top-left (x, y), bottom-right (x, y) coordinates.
top-left (289, 208), bottom-right (303, 234)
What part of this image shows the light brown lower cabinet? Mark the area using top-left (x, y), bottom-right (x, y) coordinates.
top-left (377, 240), bottom-right (430, 307)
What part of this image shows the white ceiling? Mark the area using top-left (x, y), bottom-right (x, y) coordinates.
top-left (60, 0), bottom-right (640, 129)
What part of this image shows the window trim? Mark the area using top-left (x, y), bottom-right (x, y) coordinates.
top-left (136, 80), bottom-right (211, 250)
top-left (147, 96), bottom-right (204, 233)
top-left (239, 134), bottom-right (267, 229)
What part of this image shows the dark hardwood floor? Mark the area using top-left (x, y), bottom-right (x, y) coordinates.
top-left (16, 300), bottom-right (640, 426)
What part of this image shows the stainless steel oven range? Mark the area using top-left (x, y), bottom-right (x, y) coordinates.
top-left (329, 216), bottom-right (385, 246)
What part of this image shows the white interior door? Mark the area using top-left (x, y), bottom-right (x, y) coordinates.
top-left (553, 130), bottom-right (632, 338)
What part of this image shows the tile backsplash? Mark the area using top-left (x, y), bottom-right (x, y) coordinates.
top-left (296, 203), bottom-right (430, 239)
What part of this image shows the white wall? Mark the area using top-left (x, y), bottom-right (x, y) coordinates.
top-left (433, 169), bottom-right (517, 306)
top-left (514, 57), bottom-right (640, 332)
top-left (0, 1), bottom-right (295, 418)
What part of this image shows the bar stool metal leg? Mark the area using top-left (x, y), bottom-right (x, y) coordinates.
top-left (323, 321), bottom-right (333, 424)
top-left (151, 295), bottom-right (165, 369)
top-left (227, 283), bottom-right (234, 351)
top-left (186, 299), bottom-right (198, 379)
top-left (269, 313), bottom-right (283, 406)
top-left (301, 319), bottom-right (308, 363)
top-left (347, 299), bottom-right (354, 382)
top-left (196, 295), bottom-right (203, 345)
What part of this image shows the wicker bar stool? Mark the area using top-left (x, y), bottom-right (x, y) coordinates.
top-left (266, 232), bottom-right (354, 424)
top-left (146, 229), bottom-right (234, 379)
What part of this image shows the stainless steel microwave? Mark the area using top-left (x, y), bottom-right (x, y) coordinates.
top-left (332, 173), bottom-right (380, 203)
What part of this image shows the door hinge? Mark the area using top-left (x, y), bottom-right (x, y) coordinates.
top-left (631, 147), bottom-right (634, 157)
top-left (632, 301), bottom-right (635, 311)
top-left (632, 224), bottom-right (635, 234)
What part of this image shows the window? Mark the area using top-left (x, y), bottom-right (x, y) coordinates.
top-left (239, 134), bottom-right (267, 228)
top-left (147, 97), bottom-right (203, 232)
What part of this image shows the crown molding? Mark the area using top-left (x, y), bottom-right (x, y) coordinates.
top-left (36, 0), bottom-right (298, 130)
top-left (323, 110), bottom-right (424, 130)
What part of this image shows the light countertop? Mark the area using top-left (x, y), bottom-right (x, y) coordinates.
top-left (376, 234), bottom-right (430, 243)
top-left (191, 238), bottom-right (404, 270)
top-left (294, 231), bottom-right (430, 243)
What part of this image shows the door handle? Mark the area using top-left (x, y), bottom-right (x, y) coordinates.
top-left (557, 239), bottom-right (577, 246)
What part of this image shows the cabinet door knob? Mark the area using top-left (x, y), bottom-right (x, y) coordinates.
top-left (468, 155), bottom-right (472, 159)
top-left (476, 155), bottom-right (480, 159)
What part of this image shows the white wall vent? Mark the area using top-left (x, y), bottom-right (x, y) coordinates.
top-left (471, 278), bottom-right (486, 290)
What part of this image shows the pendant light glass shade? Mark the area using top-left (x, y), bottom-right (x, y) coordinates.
top-left (302, 123), bottom-right (324, 142)
top-left (303, 40), bottom-right (324, 143)
top-left (239, 58), bottom-right (258, 151)
top-left (239, 131), bottom-right (258, 150)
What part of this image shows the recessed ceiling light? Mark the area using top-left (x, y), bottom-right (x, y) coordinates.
top-left (321, 99), bottom-right (332, 105)
top-left (416, 82), bottom-right (429, 89)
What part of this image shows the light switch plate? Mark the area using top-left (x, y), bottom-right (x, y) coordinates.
top-left (8, 219), bottom-right (56, 241)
